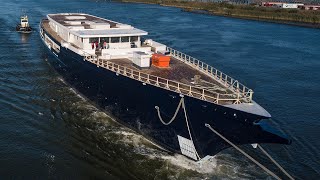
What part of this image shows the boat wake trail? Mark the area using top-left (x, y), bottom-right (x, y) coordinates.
top-left (51, 77), bottom-right (271, 179)
top-left (52, 78), bottom-right (221, 178)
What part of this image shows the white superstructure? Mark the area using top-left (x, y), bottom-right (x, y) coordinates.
top-left (20, 15), bottom-right (30, 28)
top-left (46, 13), bottom-right (164, 61)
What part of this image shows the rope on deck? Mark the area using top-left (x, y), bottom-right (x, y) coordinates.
top-left (155, 97), bottom-right (200, 160)
top-left (205, 123), bottom-right (294, 180)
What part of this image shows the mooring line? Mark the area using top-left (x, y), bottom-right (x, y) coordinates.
top-left (205, 123), bottom-right (294, 180)
top-left (155, 97), bottom-right (184, 126)
top-left (257, 144), bottom-right (294, 180)
top-left (155, 97), bottom-right (200, 160)
top-left (205, 123), bottom-right (293, 180)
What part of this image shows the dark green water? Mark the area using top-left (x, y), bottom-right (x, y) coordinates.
top-left (0, 0), bottom-right (319, 179)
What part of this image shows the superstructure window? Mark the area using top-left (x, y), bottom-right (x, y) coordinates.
top-left (121, 36), bottom-right (129, 43)
top-left (89, 38), bottom-right (99, 43)
top-left (100, 37), bottom-right (109, 43)
top-left (111, 37), bottom-right (120, 43)
top-left (130, 36), bottom-right (138, 42)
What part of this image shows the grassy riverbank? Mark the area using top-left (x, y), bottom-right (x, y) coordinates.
top-left (117, 0), bottom-right (320, 27)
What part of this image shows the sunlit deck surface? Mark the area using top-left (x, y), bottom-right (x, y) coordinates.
top-left (42, 20), bottom-right (63, 42)
top-left (48, 13), bottom-right (118, 28)
top-left (106, 58), bottom-right (232, 95)
top-left (42, 20), bottom-right (81, 48)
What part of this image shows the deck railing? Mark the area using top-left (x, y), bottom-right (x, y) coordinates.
top-left (82, 52), bottom-right (253, 105)
top-left (166, 47), bottom-right (253, 102)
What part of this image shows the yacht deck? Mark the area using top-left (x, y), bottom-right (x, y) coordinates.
top-left (48, 13), bottom-right (118, 28)
top-left (42, 19), bottom-right (63, 43)
top-left (107, 58), bottom-right (231, 95)
top-left (41, 18), bottom-right (253, 105)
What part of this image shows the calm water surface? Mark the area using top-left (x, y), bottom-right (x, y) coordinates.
top-left (0, 0), bottom-right (319, 179)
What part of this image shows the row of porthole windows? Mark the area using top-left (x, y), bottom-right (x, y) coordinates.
top-left (89, 36), bottom-right (138, 44)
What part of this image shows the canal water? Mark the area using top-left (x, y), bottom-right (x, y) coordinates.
top-left (0, 0), bottom-right (319, 179)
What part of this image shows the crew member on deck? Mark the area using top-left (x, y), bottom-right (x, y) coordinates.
top-left (95, 41), bottom-right (99, 50)
top-left (103, 41), bottom-right (107, 49)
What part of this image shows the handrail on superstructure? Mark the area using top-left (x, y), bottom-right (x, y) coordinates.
top-left (81, 52), bottom-right (253, 105)
top-left (166, 47), bottom-right (253, 102)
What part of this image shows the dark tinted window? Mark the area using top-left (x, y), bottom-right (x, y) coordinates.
top-left (89, 38), bottom-right (99, 43)
top-left (121, 36), bottom-right (129, 43)
top-left (100, 37), bottom-right (109, 43)
top-left (130, 36), bottom-right (138, 42)
top-left (111, 37), bottom-right (120, 43)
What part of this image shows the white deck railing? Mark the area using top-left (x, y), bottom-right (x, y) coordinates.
top-left (82, 52), bottom-right (253, 105)
top-left (166, 47), bottom-right (253, 101)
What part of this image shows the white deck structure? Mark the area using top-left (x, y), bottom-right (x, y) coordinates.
top-left (46, 13), bottom-right (165, 59)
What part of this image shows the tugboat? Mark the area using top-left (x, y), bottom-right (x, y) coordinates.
top-left (16, 15), bottom-right (32, 33)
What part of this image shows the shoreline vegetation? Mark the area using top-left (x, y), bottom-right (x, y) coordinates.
top-left (116, 0), bottom-right (320, 28)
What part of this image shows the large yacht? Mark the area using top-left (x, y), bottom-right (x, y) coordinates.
top-left (39, 13), bottom-right (290, 160)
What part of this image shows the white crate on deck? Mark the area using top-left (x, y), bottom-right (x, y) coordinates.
top-left (132, 51), bottom-right (151, 68)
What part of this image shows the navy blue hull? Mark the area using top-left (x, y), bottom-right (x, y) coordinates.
top-left (40, 26), bottom-right (290, 158)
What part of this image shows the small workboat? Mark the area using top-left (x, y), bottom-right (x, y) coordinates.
top-left (16, 15), bottom-right (32, 33)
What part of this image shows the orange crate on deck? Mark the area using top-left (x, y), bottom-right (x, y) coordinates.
top-left (152, 54), bottom-right (171, 68)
